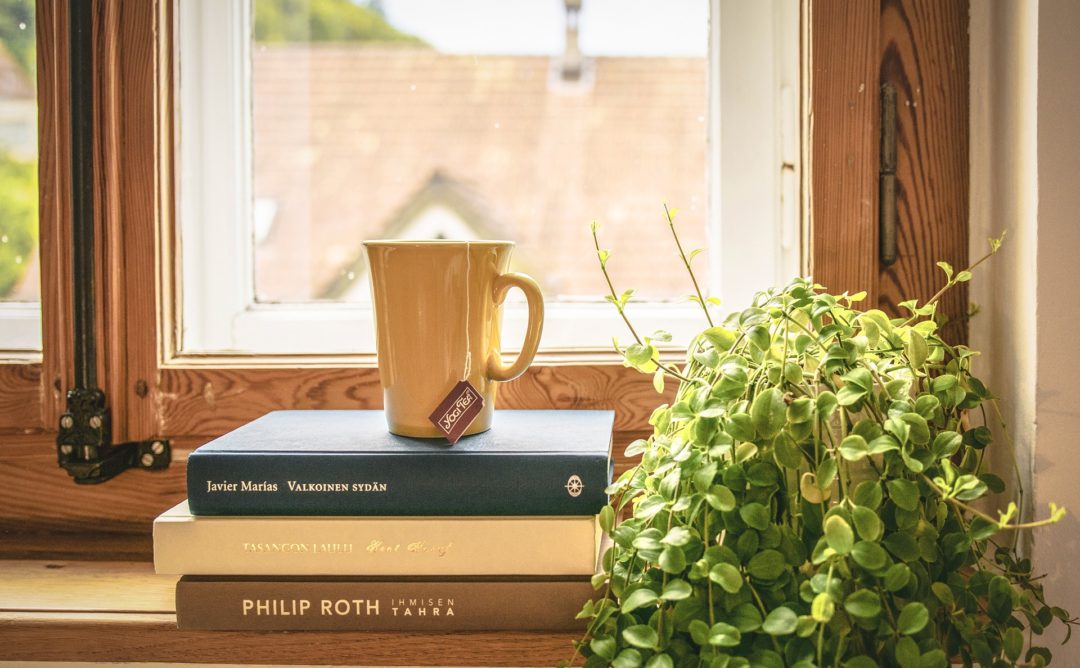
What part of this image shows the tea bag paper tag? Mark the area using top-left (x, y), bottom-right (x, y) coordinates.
top-left (429, 380), bottom-right (484, 444)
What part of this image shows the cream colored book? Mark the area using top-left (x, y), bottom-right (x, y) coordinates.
top-left (153, 501), bottom-right (601, 576)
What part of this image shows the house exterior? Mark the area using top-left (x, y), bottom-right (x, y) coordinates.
top-left (251, 45), bottom-right (708, 304)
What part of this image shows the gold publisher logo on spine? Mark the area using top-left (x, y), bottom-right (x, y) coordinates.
top-left (565, 474), bottom-right (584, 498)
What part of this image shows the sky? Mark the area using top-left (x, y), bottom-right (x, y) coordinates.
top-left (377, 0), bottom-right (709, 57)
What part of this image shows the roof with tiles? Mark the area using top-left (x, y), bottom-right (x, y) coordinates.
top-left (251, 44), bottom-right (708, 303)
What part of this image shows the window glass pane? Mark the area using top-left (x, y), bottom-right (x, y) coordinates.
top-left (251, 0), bottom-right (708, 305)
top-left (0, 1), bottom-right (38, 304)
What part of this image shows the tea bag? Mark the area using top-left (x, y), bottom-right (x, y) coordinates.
top-left (427, 241), bottom-right (484, 443)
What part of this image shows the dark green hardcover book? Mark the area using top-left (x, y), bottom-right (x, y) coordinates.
top-left (186, 410), bottom-right (613, 516)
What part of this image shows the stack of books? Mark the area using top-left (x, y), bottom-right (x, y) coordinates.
top-left (153, 409), bottom-right (613, 631)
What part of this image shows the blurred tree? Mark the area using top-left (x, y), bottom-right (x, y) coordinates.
top-left (254, 0), bottom-right (425, 44)
top-left (0, 0), bottom-right (36, 299)
top-left (0, 0), bottom-right (34, 76)
top-left (0, 151), bottom-right (37, 298)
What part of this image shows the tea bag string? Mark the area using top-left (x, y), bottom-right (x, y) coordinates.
top-left (461, 241), bottom-right (472, 382)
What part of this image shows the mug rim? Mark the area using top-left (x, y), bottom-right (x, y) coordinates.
top-left (363, 239), bottom-right (514, 247)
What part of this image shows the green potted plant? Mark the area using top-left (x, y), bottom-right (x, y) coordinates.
top-left (570, 211), bottom-right (1075, 667)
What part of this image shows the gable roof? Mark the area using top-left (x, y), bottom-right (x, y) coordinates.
top-left (321, 169), bottom-right (510, 298)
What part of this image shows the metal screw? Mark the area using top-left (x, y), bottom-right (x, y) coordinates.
top-left (60, 415), bottom-right (74, 429)
top-left (89, 415), bottom-right (102, 429)
top-left (151, 440), bottom-right (165, 455)
top-left (140, 453), bottom-right (155, 467)
top-left (60, 444), bottom-right (73, 455)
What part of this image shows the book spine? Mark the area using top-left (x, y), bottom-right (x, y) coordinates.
top-left (154, 515), bottom-right (600, 576)
top-left (176, 576), bottom-right (593, 631)
top-left (186, 451), bottom-right (609, 516)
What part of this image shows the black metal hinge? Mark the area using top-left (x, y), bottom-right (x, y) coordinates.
top-left (56, 0), bottom-right (170, 484)
top-left (879, 84), bottom-right (898, 267)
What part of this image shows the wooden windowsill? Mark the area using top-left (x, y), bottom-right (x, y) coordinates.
top-left (0, 559), bottom-right (578, 665)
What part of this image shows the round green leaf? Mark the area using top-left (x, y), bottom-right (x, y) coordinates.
top-left (900, 413), bottom-right (930, 445)
top-left (843, 589), bottom-right (882, 618)
top-left (932, 430), bottom-right (962, 458)
top-left (886, 478), bottom-right (920, 511)
top-left (1004, 626), bottom-right (1024, 662)
top-left (748, 324), bottom-right (771, 351)
top-left (740, 502), bottom-right (771, 531)
top-left (620, 587), bottom-right (659, 613)
top-left (851, 541), bottom-right (888, 571)
top-left (659, 545), bottom-right (687, 573)
top-left (839, 434), bottom-right (869, 462)
top-left (930, 582), bottom-right (954, 607)
top-left (883, 563), bottom-right (912, 592)
top-left (811, 592), bottom-right (835, 622)
top-left (919, 649), bottom-right (948, 668)
top-left (883, 532), bottom-right (921, 562)
top-left (896, 602), bottom-right (929, 635)
top-left (852, 506), bottom-right (883, 542)
top-left (590, 636), bottom-right (616, 661)
top-left (824, 515), bottom-right (854, 555)
top-left (622, 624), bottom-right (659, 649)
top-left (709, 562), bottom-right (743, 594)
top-left (817, 391), bottom-right (839, 419)
top-left (599, 505), bottom-right (615, 533)
top-left (746, 461), bottom-right (779, 487)
top-left (748, 549), bottom-right (787, 580)
top-left (751, 388), bottom-right (788, 440)
top-left (660, 578), bottom-right (692, 601)
top-left (906, 329), bottom-right (929, 368)
top-left (787, 397), bottom-right (814, 423)
top-left (853, 480), bottom-right (883, 510)
top-left (612, 648), bottom-right (643, 668)
top-left (661, 526), bottom-right (693, 547)
top-left (773, 432), bottom-right (804, 469)
top-left (707, 622), bottom-right (742, 647)
top-left (729, 602), bottom-right (763, 632)
top-left (706, 484), bottom-right (736, 512)
top-left (894, 636), bottom-right (920, 668)
top-left (762, 606), bottom-right (798, 636)
top-left (645, 654), bottom-right (674, 668)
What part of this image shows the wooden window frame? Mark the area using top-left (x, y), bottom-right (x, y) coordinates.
top-left (0, 0), bottom-right (968, 539)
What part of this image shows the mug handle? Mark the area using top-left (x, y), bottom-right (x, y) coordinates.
top-left (486, 272), bottom-right (544, 382)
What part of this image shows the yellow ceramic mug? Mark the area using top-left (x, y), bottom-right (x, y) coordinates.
top-left (363, 240), bottom-right (544, 438)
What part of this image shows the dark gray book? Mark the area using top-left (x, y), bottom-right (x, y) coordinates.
top-left (186, 410), bottom-right (613, 516)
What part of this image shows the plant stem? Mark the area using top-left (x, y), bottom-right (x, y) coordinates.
top-left (899, 243), bottom-right (1001, 328)
top-left (664, 203), bottom-right (714, 327)
top-left (592, 223), bottom-right (693, 383)
top-left (919, 473), bottom-right (1063, 531)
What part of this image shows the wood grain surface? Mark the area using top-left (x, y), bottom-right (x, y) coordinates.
top-left (0, 363), bottom-right (43, 431)
top-left (0, 560), bottom-right (579, 665)
top-left (808, 0), bottom-right (880, 299)
top-left (156, 363), bottom-right (673, 438)
top-left (35, 0), bottom-right (73, 432)
top-left (879, 0), bottom-right (969, 341)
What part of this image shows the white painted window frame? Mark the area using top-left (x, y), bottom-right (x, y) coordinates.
top-left (174, 0), bottom-right (799, 356)
top-left (0, 302), bottom-right (42, 355)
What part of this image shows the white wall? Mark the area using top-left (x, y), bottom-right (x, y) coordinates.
top-left (970, 0), bottom-right (1080, 659)
top-left (1032, 0), bottom-right (1080, 652)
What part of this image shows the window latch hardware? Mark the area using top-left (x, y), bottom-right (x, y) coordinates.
top-left (55, 0), bottom-right (170, 484)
